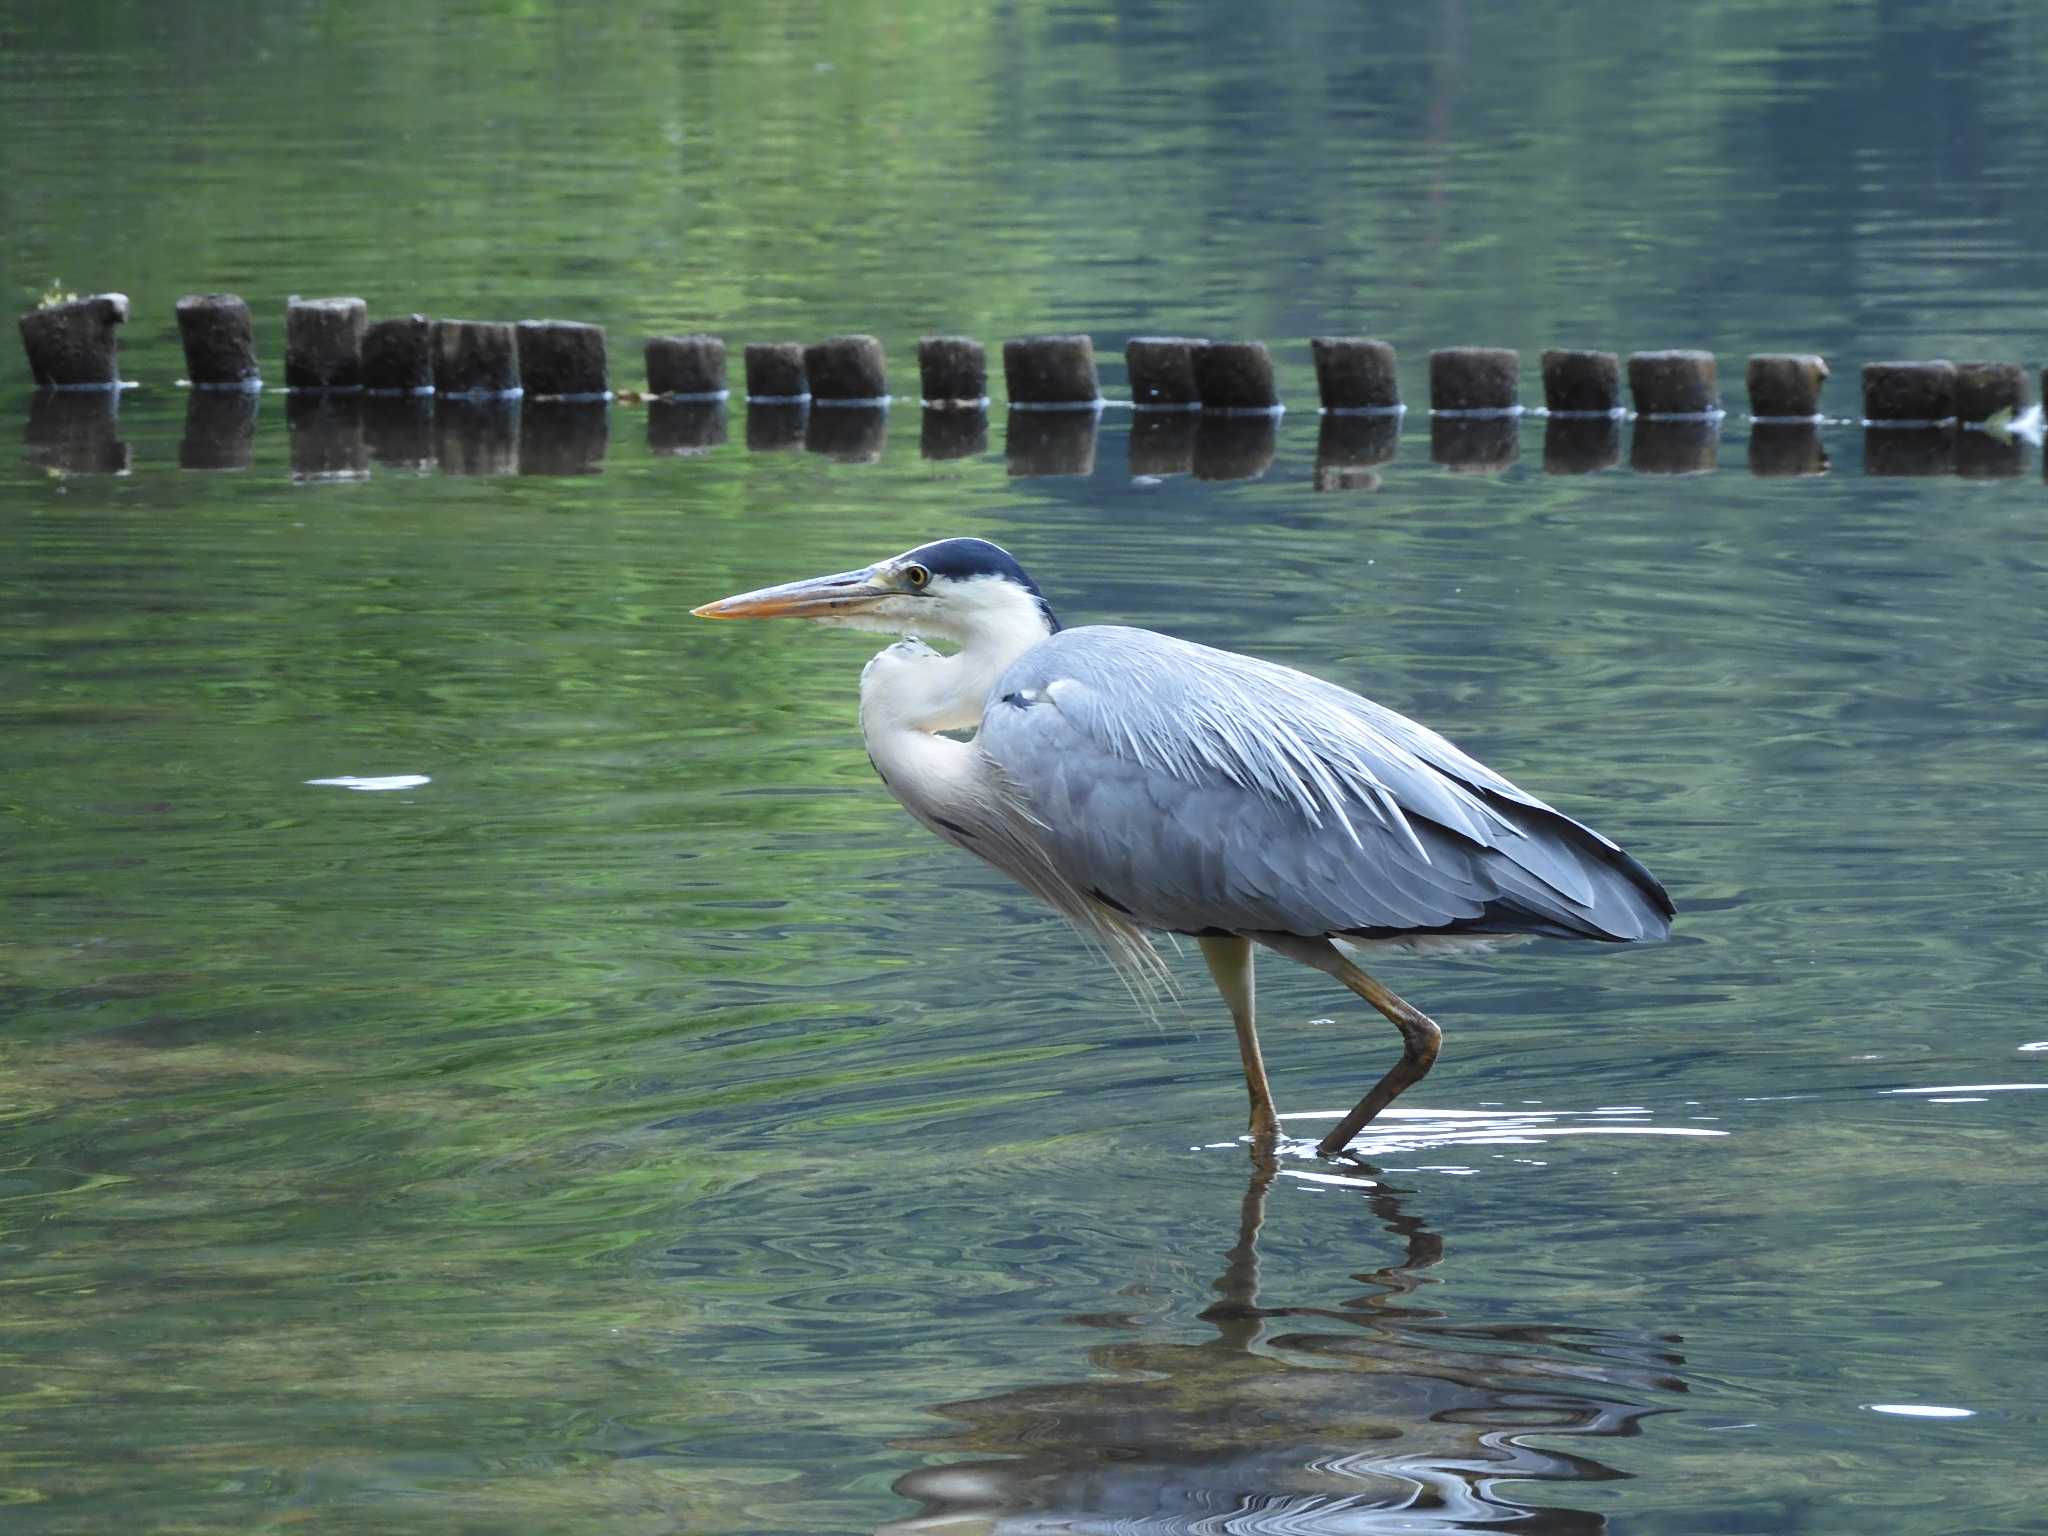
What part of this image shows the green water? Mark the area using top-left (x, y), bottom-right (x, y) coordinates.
top-left (5, 3), bottom-right (2047, 1531)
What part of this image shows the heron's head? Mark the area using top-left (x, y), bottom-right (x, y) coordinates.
top-left (692, 537), bottom-right (1060, 646)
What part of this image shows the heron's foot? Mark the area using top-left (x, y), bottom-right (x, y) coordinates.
top-left (1316, 1128), bottom-right (1366, 1160)
top-left (1315, 1110), bottom-right (1414, 1160)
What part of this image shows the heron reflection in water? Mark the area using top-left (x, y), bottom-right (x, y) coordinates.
top-left (879, 1153), bottom-right (1688, 1534)
top-left (695, 539), bottom-right (1672, 1155)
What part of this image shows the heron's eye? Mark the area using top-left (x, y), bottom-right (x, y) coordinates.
top-left (903, 564), bottom-right (931, 590)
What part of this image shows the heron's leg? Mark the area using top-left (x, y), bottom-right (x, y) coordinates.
top-left (1256, 935), bottom-right (1443, 1157)
top-left (1314, 964), bottom-right (1442, 1157)
top-left (1198, 935), bottom-right (1279, 1140)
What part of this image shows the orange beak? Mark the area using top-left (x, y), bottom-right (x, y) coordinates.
top-left (691, 566), bottom-right (891, 621)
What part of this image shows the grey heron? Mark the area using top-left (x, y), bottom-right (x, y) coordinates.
top-left (694, 538), bottom-right (1672, 1157)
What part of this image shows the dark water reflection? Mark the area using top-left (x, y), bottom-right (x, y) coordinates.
top-left (885, 1153), bottom-right (1681, 1535)
top-left (1007, 408), bottom-right (1101, 479)
top-left (23, 390), bottom-right (128, 475)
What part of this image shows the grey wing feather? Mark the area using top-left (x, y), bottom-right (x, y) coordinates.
top-left (974, 626), bottom-right (1673, 948)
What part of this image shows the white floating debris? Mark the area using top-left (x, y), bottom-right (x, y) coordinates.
top-left (1884, 1083), bottom-right (2048, 1096)
top-left (2019, 1043), bottom-right (2048, 1053)
top-left (305, 774), bottom-right (431, 792)
top-left (1867, 1403), bottom-right (1975, 1419)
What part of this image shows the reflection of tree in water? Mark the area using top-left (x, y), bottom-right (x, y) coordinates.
top-left (881, 1153), bottom-right (1686, 1535)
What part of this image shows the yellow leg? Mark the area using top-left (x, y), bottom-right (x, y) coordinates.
top-left (1315, 957), bottom-right (1442, 1156)
top-left (1198, 935), bottom-right (1280, 1140)
top-left (1255, 935), bottom-right (1444, 1157)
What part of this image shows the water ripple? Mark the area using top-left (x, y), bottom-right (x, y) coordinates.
top-left (1275, 1102), bottom-right (1730, 1162)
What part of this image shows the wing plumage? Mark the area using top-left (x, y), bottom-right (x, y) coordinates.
top-left (972, 626), bottom-right (1673, 946)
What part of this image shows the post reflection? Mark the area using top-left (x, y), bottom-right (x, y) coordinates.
top-left (882, 1151), bottom-right (1684, 1535)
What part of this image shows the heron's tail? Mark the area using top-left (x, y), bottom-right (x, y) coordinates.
top-left (1472, 792), bottom-right (1675, 942)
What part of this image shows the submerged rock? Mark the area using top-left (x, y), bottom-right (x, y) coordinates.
top-left (1540, 349), bottom-right (1619, 415)
top-left (917, 336), bottom-right (986, 408)
top-left (362, 315), bottom-right (434, 393)
top-left (1953, 362), bottom-right (2025, 424)
top-left (744, 342), bottom-right (809, 402)
top-left (1191, 341), bottom-right (1278, 412)
top-left (1862, 361), bottom-right (1956, 424)
top-left (1628, 351), bottom-right (1719, 417)
top-left (806, 335), bottom-right (889, 403)
top-left (19, 292), bottom-right (127, 389)
top-left (286, 296), bottom-right (367, 391)
top-left (177, 293), bottom-right (261, 389)
top-left (517, 320), bottom-right (609, 400)
top-left (1126, 337), bottom-right (1207, 409)
top-left (1312, 337), bottom-right (1400, 413)
top-left (1745, 354), bottom-right (1828, 419)
top-left (433, 320), bottom-right (521, 397)
top-left (1004, 335), bottom-right (1099, 407)
top-left (646, 334), bottom-right (727, 398)
top-left (1429, 348), bottom-right (1519, 412)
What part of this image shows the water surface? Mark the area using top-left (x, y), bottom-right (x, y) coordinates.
top-left (4, 3), bottom-right (2046, 1532)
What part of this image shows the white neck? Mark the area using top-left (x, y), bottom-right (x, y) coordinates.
top-left (858, 578), bottom-right (1053, 733)
top-left (856, 578), bottom-right (1054, 824)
